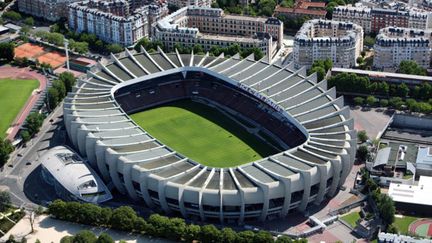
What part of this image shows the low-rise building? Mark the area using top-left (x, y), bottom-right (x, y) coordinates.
top-left (293, 19), bottom-right (363, 68)
top-left (153, 6), bottom-right (283, 58)
top-left (373, 27), bottom-right (432, 69)
top-left (68, 0), bottom-right (168, 46)
top-left (274, 1), bottom-right (327, 20)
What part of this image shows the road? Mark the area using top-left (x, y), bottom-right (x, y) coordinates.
top-left (0, 105), bottom-right (65, 209)
top-left (0, 0), bottom-right (16, 16)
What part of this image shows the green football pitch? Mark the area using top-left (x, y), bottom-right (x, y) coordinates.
top-left (0, 79), bottom-right (39, 138)
top-left (130, 100), bottom-right (278, 168)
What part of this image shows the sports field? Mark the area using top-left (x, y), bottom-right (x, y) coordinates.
top-left (130, 100), bottom-right (278, 167)
top-left (0, 79), bottom-right (39, 137)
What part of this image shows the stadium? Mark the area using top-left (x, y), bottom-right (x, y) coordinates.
top-left (63, 47), bottom-right (356, 223)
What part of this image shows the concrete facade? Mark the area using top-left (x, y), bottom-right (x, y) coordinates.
top-left (63, 49), bottom-right (355, 223)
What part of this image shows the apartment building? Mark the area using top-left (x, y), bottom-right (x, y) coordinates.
top-left (274, 1), bottom-right (327, 20)
top-left (68, 0), bottom-right (168, 46)
top-left (18, 0), bottom-right (80, 21)
top-left (333, 6), bottom-right (372, 33)
top-left (153, 7), bottom-right (284, 58)
top-left (293, 19), bottom-right (364, 68)
top-left (168, 0), bottom-right (211, 8)
top-left (373, 27), bottom-right (432, 69)
top-left (333, 5), bottom-right (432, 33)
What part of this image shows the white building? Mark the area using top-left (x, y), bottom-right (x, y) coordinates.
top-left (68, 0), bottom-right (168, 46)
top-left (18, 0), bottom-right (81, 21)
top-left (40, 146), bottom-right (112, 203)
top-left (153, 7), bottom-right (284, 58)
top-left (373, 27), bottom-right (432, 69)
top-left (333, 6), bottom-right (372, 34)
top-left (168, 0), bottom-right (212, 8)
top-left (293, 19), bottom-right (364, 68)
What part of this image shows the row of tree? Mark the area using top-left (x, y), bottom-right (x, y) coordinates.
top-left (0, 43), bottom-right (15, 62)
top-left (48, 200), bottom-right (306, 243)
top-left (360, 170), bottom-right (396, 230)
top-left (60, 231), bottom-right (116, 243)
top-left (47, 72), bottom-right (76, 110)
top-left (134, 38), bottom-right (265, 61)
top-left (212, 0), bottom-right (277, 17)
top-left (328, 72), bottom-right (432, 102)
top-left (353, 95), bottom-right (432, 114)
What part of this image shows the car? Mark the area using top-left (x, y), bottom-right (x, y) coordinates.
top-left (8, 164), bottom-right (13, 168)
top-left (17, 153), bottom-right (23, 157)
top-left (32, 26), bottom-right (36, 29)
top-left (49, 119), bottom-right (54, 122)
top-left (25, 162), bottom-right (31, 166)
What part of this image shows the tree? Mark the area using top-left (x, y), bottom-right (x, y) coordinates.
top-left (23, 17), bottom-right (34, 26)
top-left (48, 87), bottom-right (60, 109)
top-left (53, 79), bottom-right (67, 98)
top-left (386, 224), bottom-right (398, 234)
top-left (353, 97), bottom-right (364, 106)
top-left (363, 36), bottom-right (375, 47)
top-left (3, 11), bottom-right (22, 21)
top-left (200, 224), bottom-right (221, 243)
top-left (193, 44), bottom-right (204, 54)
top-left (0, 191), bottom-right (11, 212)
top-left (379, 99), bottom-right (389, 107)
top-left (377, 194), bottom-right (395, 226)
top-left (70, 230), bottom-right (97, 243)
top-left (95, 233), bottom-right (114, 243)
top-left (357, 130), bottom-right (368, 143)
top-left (398, 60), bottom-right (427, 76)
top-left (0, 139), bottom-right (14, 167)
top-left (24, 112), bottom-right (45, 136)
top-left (110, 206), bottom-right (138, 231)
top-left (396, 83), bottom-right (409, 98)
top-left (0, 43), bottom-right (15, 62)
top-left (237, 230), bottom-right (255, 243)
top-left (20, 130), bottom-right (31, 143)
top-left (106, 44), bottom-right (123, 54)
top-left (366, 95), bottom-right (377, 106)
top-left (183, 224), bottom-right (201, 243)
top-left (59, 72), bottom-right (77, 93)
top-left (253, 231), bottom-right (273, 242)
top-left (220, 227), bottom-right (237, 243)
top-left (357, 145), bottom-right (369, 162)
top-left (310, 66), bottom-right (326, 81)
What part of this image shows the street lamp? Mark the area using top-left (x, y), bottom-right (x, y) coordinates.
top-left (64, 39), bottom-right (70, 71)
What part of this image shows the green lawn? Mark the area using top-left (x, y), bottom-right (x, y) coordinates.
top-left (130, 100), bottom-right (278, 168)
top-left (393, 215), bottom-right (421, 234)
top-left (0, 79), bottom-right (39, 138)
top-left (341, 211), bottom-right (361, 228)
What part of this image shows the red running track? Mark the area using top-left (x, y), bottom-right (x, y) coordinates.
top-left (0, 66), bottom-right (47, 141)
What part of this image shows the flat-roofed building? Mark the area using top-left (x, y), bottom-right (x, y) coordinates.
top-left (153, 6), bottom-right (283, 58)
top-left (389, 176), bottom-right (432, 214)
top-left (168, 0), bottom-right (211, 8)
top-left (373, 27), bottom-right (432, 69)
top-left (18, 0), bottom-right (80, 21)
top-left (293, 19), bottom-right (364, 68)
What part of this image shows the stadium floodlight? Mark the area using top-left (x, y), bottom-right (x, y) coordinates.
top-left (64, 39), bottom-right (70, 71)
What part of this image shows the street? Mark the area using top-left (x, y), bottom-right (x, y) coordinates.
top-left (0, 106), bottom-right (65, 209)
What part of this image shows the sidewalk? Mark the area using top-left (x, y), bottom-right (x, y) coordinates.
top-left (2, 214), bottom-right (172, 243)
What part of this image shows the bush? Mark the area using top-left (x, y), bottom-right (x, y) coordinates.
top-left (379, 99), bottom-right (389, 107)
top-left (353, 97), bottom-right (364, 106)
top-left (357, 130), bottom-right (368, 143)
top-left (366, 96), bottom-right (377, 106)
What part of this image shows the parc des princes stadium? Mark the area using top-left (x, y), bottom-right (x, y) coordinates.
top-left (63, 47), bottom-right (356, 223)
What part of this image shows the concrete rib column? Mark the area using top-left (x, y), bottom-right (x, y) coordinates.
top-left (123, 164), bottom-right (138, 200)
top-left (95, 142), bottom-right (110, 181)
top-left (198, 168), bottom-right (214, 221)
top-left (329, 158), bottom-right (342, 196)
top-left (315, 165), bottom-right (328, 204)
top-left (139, 172), bottom-right (154, 208)
top-left (299, 170), bottom-right (312, 211)
top-left (85, 133), bottom-right (98, 168)
top-left (229, 168), bottom-right (245, 224)
top-left (107, 151), bottom-right (126, 194)
top-left (158, 179), bottom-right (170, 214)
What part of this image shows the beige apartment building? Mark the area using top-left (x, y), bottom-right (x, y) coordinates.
top-left (373, 27), bottom-right (432, 69)
top-left (153, 7), bottom-right (284, 58)
top-left (293, 19), bottom-right (364, 68)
